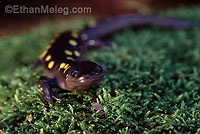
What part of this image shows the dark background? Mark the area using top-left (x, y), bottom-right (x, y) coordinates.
top-left (0, 0), bottom-right (199, 36)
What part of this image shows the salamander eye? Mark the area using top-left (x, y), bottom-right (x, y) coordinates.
top-left (71, 70), bottom-right (78, 77)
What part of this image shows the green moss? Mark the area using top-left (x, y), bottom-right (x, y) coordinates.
top-left (1, 7), bottom-right (200, 133)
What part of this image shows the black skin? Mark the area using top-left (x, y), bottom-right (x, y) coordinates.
top-left (35, 14), bottom-right (193, 104)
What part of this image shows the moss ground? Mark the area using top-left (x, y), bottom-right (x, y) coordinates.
top-left (0, 7), bottom-right (200, 134)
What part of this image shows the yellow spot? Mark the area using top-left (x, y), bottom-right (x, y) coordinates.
top-left (71, 32), bottom-right (79, 38)
top-left (63, 64), bottom-right (71, 73)
top-left (45, 55), bottom-right (52, 61)
top-left (40, 50), bottom-right (48, 59)
top-left (64, 64), bottom-right (69, 69)
top-left (48, 61), bottom-right (54, 69)
top-left (69, 39), bottom-right (77, 46)
top-left (67, 57), bottom-right (75, 61)
top-left (74, 50), bottom-right (80, 57)
top-left (64, 50), bottom-right (73, 55)
top-left (59, 63), bottom-right (66, 69)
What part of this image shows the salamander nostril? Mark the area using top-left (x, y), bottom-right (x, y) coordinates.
top-left (95, 65), bottom-right (102, 73)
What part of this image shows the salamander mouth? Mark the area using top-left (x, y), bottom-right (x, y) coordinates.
top-left (69, 73), bottom-right (104, 89)
top-left (81, 73), bottom-right (104, 82)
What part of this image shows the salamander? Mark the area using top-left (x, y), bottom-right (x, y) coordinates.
top-left (37, 14), bottom-right (193, 104)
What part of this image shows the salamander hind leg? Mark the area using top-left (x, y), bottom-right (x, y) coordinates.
top-left (39, 78), bottom-right (61, 104)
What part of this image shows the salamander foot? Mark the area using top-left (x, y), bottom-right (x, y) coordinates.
top-left (39, 78), bottom-right (61, 104)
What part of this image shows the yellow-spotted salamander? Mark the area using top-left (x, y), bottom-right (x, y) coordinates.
top-left (36, 14), bottom-right (193, 104)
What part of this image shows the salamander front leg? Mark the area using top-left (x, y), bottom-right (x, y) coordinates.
top-left (39, 78), bottom-right (61, 104)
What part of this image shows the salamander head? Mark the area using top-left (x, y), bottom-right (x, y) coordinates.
top-left (65, 61), bottom-right (104, 91)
